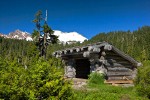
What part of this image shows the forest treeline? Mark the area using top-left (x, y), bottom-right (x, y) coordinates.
top-left (61, 26), bottom-right (150, 62)
top-left (88, 26), bottom-right (150, 61)
top-left (1, 26), bottom-right (150, 62)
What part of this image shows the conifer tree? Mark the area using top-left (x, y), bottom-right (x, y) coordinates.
top-left (32, 10), bottom-right (58, 58)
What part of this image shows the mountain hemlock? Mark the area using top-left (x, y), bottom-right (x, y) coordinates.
top-left (32, 10), bottom-right (58, 58)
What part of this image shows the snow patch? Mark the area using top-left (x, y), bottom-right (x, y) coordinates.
top-left (26, 37), bottom-right (33, 41)
top-left (54, 30), bottom-right (88, 43)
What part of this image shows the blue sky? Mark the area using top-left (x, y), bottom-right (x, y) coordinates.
top-left (0, 0), bottom-right (150, 39)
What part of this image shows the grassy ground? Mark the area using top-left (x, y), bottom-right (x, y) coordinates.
top-left (74, 84), bottom-right (149, 100)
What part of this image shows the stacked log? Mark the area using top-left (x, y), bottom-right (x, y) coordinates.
top-left (105, 50), bottom-right (134, 83)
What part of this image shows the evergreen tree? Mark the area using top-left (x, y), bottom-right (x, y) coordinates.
top-left (32, 10), bottom-right (58, 58)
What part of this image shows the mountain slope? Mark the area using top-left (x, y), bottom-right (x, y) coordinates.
top-left (0, 30), bottom-right (33, 41)
top-left (54, 30), bottom-right (88, 43)
top-left (8, 30), bottom-right (32, 41)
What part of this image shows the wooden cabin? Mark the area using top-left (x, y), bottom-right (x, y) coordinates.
top-left (53, 42), bottom-right (142, 84)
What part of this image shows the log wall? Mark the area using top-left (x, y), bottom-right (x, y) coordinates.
top-left (105, 51), bottom-right (135, 81)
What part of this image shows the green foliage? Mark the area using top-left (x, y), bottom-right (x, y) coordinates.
top-left (43, 23), bottom-right (58, 44)
top-left (88, 26), bottom-right (150, 61)
top-left (74, 85), bottom-right (148, 100)
top-left (32, 10), bottom-right (58, 58)
top-left (77, 70), bottom-right (149, 100)
top-left (32, 29), bottom-right (39, 41)
top-left (0, 37), bottom-right (38, 61)
top-left (0, 58), bottom-right (29, 99)
top-left (0, 35), bottom-right (75, 99)
top-left (75, 72), bottom-right (149, 100)
top-left (33, 10), bottom-right (42, 23)
top-left (88, 72), bottom-right (104, 85)
top-left (135, 61), bottom-right (150, 99)
top-left (43, 24), bottom-right (53, 34)
top-left (84, 72), bottom-right (147, 100)
top-left (0, 56), bottom-right (74, 99)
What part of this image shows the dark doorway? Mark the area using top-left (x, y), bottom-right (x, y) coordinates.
top-left (75, 59), bottom-right (90, 79)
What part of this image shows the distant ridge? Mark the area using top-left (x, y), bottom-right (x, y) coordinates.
top-left (0, 30), bottom-right (33, 41)
top-left (0, 30), bottom-right (88, 43)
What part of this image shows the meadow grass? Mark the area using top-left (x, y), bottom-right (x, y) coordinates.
top-left (74, 73), bottom-right (149, 100)
top-left (74, 84), bottom-right (148, 100)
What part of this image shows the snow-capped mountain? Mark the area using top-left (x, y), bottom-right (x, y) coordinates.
top-left (54, 30), bottom-right (88, 43)
top-left (0, 30), bottom-right (33, 41)
top-left (0, 30), bottom-right (88, 43)
top-left (8, 30), bottom-right (33, 41)
top-left (0, 33), bottom-right (7, 37)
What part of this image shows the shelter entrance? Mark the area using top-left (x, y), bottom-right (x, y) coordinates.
top-left (75, 59), bottom-right (90, 79)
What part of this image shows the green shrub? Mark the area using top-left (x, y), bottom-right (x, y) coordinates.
top-left (88, 72), bottom-right (104, 85)
top-left (135, 63), bottom-right (150, 99)
top-left (0, 57), bottom-right (74, 100)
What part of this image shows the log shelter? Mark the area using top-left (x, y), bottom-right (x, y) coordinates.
top-left (53, 42), bottom-right (142, 83)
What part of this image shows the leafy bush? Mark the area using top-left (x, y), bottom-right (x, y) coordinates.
top-left (0, 57), bottom-right (74, 100)
top-left (88, 72), bottom-right (104, 85)
top-left (135, 62), bottom-right (150, 99)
